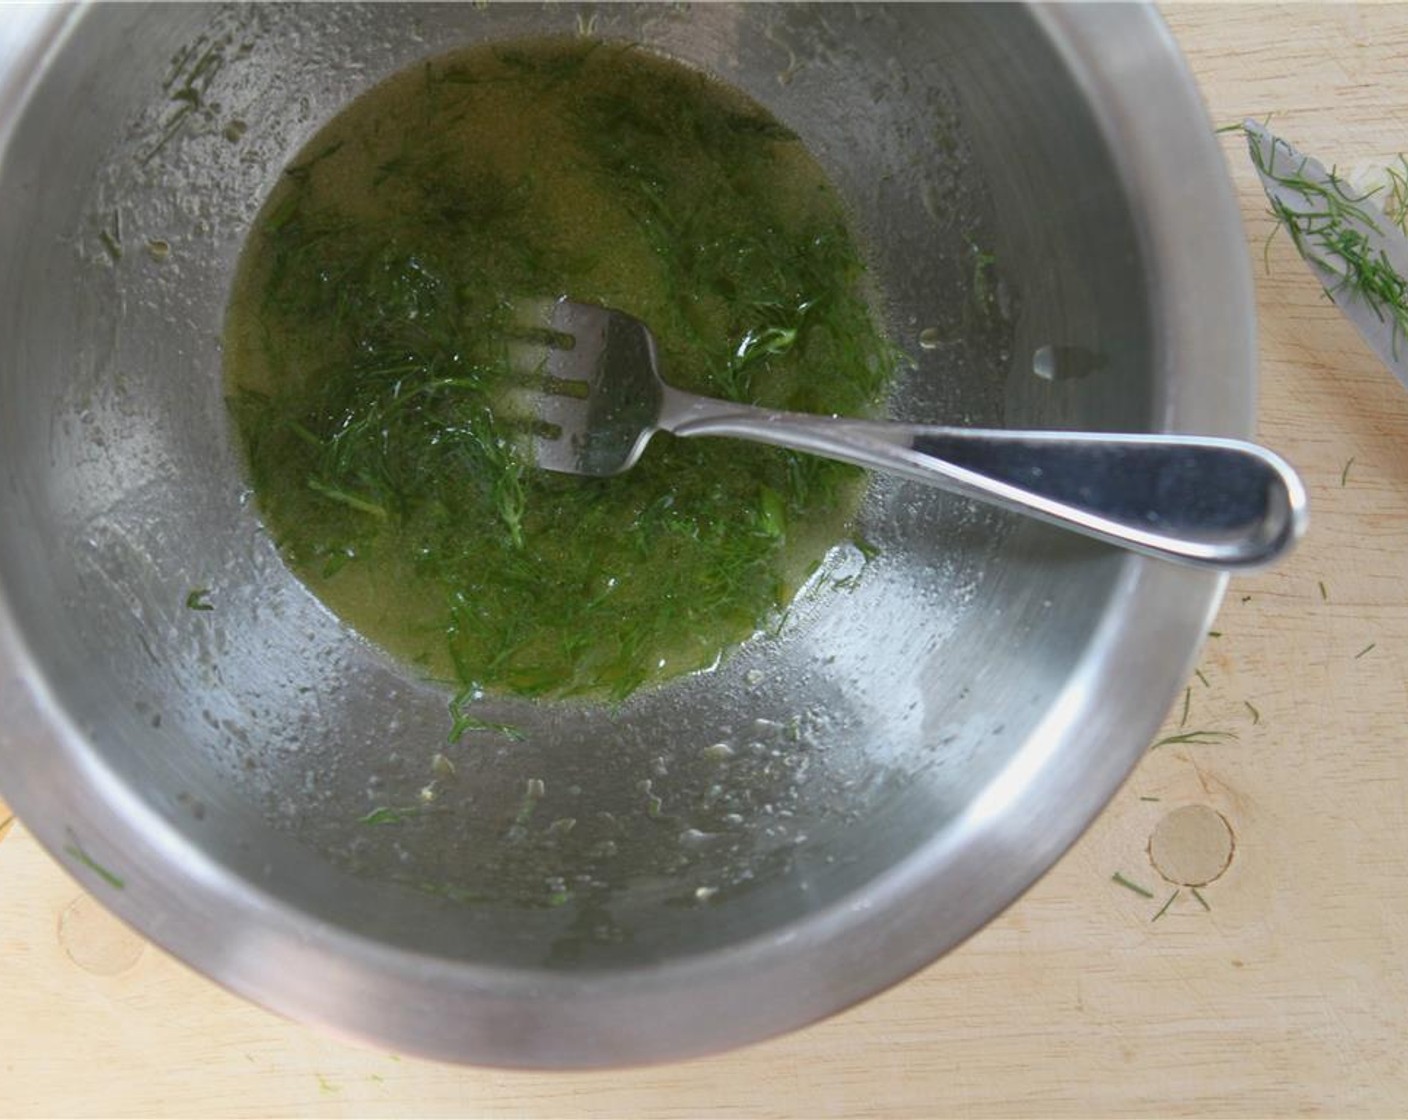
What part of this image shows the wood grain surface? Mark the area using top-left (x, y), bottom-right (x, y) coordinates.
top-left (3, 5), bottom-right (1407, 1116)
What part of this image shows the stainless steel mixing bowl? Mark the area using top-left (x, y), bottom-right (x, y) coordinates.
top-left (0, 4), bottom-right (1252, 1066)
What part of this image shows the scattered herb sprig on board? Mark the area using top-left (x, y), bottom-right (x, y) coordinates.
top-left (1152, 730), bottom-right (1239, 749)
top-left (1151, 889), bottom-right (1179, 923)
top-left (1112, 871), bottom-right (1155, 899)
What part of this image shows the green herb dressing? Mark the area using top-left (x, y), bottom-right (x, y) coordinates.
top-left (225, 39), bottom-right (895, 703)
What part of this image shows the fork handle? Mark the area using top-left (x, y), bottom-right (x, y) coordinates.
top-left (660, 390), bottom-right (1306, 570)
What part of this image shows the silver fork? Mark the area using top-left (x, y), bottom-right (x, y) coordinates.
top-left (506, 299), bottom-right (1306, 569)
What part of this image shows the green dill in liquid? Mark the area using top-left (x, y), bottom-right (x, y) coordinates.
top-left (225, 39), bottom-right (895, 703)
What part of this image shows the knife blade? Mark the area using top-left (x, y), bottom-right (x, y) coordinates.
top-left (1244, 119), bottom-right (1408, 392)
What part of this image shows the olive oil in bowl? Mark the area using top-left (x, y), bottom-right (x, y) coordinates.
top-left (224, 38), bottom-right (895, 707)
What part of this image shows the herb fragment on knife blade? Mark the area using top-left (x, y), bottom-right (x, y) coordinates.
top-left (1382, 157), bottom-right (1408, 233)
top-left (1245, 124), bottom-right (1408, 351)
top-left (1243, 699), bottom-right (1261, 725)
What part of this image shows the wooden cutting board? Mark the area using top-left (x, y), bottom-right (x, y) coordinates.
top-left (3, 5), bottom-right (1406, 1115)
